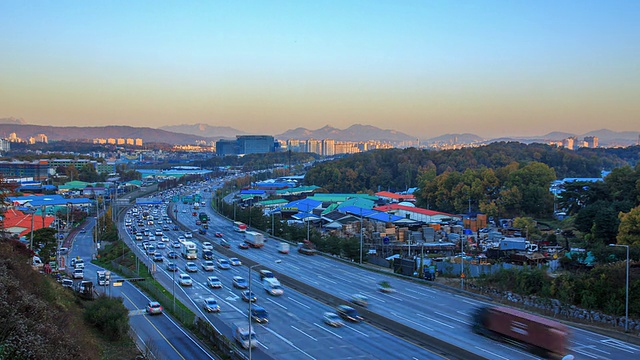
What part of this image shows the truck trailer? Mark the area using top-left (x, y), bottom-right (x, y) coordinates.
top-left (472, 306), bottom-right (571, 358)
top-left (277, 242), bottom-right (290, 254)
top-left (244, 231), bottom-right (264, 248)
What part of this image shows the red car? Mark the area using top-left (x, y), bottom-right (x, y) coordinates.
top-left (215, 232), bottom-right (223, 238)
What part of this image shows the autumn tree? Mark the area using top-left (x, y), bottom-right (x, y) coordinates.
top-left (617, 206), bottom-right (640, 246)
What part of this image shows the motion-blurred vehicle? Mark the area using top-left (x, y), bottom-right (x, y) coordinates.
top-left (203, 298), bottom-right (221, 313)
top-left (336, 305), bottom-right (362, 322)
top-left (323, 312), bottom-right (344, 327)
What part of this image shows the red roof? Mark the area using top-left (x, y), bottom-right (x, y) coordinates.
top-left (373, 203), bottom-right (457, 218)
top-left (375, 191), bottom-right (416, 201)
top-left (3, 209), bottom-right (55, 236)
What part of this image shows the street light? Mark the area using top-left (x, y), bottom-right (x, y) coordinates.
top-left (609, 244), bottom-right (630, 332)
top-left (248, 263), bottom-right (261, 360)
top-left (27, 207), bottom-right (36, 251)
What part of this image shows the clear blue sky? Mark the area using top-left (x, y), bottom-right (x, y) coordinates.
top-left (1, 1), bottom-right (638, 139)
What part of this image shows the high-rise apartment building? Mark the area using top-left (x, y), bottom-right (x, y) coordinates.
top-left (584, 136), bottom-right (598, 148)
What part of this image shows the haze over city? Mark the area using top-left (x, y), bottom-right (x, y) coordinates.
top-left (1, 1), bottom-right (638, 139)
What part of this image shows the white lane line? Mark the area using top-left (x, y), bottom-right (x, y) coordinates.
top-left (390, 312), bottom-right (433, 331)
top-left (600, 339), bottom-right (639, 352)
top-left (291, 325), bottom-right (317, 341)
top-left (288, 297), bottom-right (311, 309)
top-left (456, 310), bottom-right (470, 317)
top-left (343, 323), bottom-right (369, 337)
top-left (495, 343), bottom-right (537, 358)
top-left (400, 293), bottom-right (418, 300)
top-left (313, 323), bottom-right (343, 339)
top-left (434, 311), bottom-right (471, 326)
top-left (568, 347), bottom-right (600, 359)
top-left (266, 297), bottom-right (288, 310)
top-left (317, 275), bottom-right (337, 284)
top-left (476, 346), bottom-right (510, 360)
top-left (385, 293), bottom-right (404, 301)
top-left (405, 288), bottom-right (436, 296)
top-left (262, 326), bottom-right (316, 359)
top-left (415, 313), bottom-right (454, 329)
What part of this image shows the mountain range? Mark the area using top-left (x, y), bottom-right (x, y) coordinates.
top-left (0, 118), bottom-right (637, 147)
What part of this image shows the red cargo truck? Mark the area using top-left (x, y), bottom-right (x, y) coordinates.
top-left (472, 306), bottom-right (571, 359)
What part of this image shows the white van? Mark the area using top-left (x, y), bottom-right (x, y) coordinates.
top-left (263, 278), bottom-right (284, 296)
top-left (73, 268), bottom-right (84, 279)
top-left (234, 324), bottom-right (256, 349)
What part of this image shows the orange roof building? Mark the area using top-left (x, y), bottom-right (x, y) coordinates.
top-left (2, 208), bottom-right (55, 237)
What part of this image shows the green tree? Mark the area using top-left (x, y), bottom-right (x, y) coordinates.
top-left (83, 295), bottom-right (130, 341)
top-left (617, 205), bottom-right (640, 246)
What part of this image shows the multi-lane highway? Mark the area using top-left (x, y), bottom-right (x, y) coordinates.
top-left (67, 218), bottom-right (215, 360)
top-left (124, 198), bottom-right (449, 359)
top-left (115, 181), bottom-right (640, 360)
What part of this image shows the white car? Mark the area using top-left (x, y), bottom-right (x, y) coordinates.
top-left (202, 260), bottom-right (215, 271)
top-left (202, 242), bottom-right (213, 251)
top-left (161, 235), bottom-right (170, 242)
top-left (229, 257), bottom-right (242, 266)
top-left (73, 268), bottom-right (84, 279)
top-left (207, 276), bottom-right (222, 288)
top-left (178, 274), bottom-right (193, 286)
top-left (184, 231), bottom-right (193, 239)
top-left (178, 236), bottom-right (186, 243)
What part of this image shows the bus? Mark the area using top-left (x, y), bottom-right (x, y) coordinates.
top-left (233, 221), bottom-right (247, 232)
top-left (199, 212), bottom-right (209, 223)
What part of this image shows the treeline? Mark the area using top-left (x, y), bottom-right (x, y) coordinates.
top-left (198, 151), bottom-right (320, 172)
top-left (304, 143), bottom-right (640, 218)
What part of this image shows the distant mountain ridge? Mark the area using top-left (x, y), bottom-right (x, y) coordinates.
top-left (276, 124), bottom-right (416, 142)
top-left (159, 123), bottom-right (245, 139)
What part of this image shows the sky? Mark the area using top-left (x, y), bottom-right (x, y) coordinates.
top-left (1, 1), bottom-right (638, 139)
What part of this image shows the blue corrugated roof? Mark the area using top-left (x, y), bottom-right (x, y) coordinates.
top-left (339, 206), bottom-right (376, 217)
top-left (366, 212), bottom-right (404, 222)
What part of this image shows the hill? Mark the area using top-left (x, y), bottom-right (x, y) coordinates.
top-left (277, 124), bottom-right (416, 142)
top-left (159, 123), bottom-right (245, 139)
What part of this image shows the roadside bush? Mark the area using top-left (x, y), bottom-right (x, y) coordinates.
top-left (83, 295), bottom-right (130, 341)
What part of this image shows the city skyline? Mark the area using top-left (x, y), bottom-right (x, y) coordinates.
top-left (1, 1), bottom-right (638, 139)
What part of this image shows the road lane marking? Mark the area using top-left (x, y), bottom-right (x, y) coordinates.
top-left (288, 297), bottom-right (311, 309)
top-left (434, 311), bottom-right (471, 325)
top-left (317, 275), bottom-right (337, 284)
top-left (314, 322), bottom-right (343, 338)
top-left (390, 312), bottom-right (433, 331)
top-left (262, 326), bottom-right (316, 359)
top-left (343, 323), bottom-right (370, 337)
top-left (600, 339), bottom-right (639, 352)
top-left (475, 346), bottom-right (510, 360)
top-left (266, 297), bottom-right (288, 310)
top-left (292, 325), bottom-right (317, 341)
top-left (415, 313), bottom-right (454, 328)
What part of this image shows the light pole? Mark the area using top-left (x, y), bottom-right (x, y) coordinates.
top-left (609, 244), bottom-right (630, 332)
top-left (172, 264), bottom-right (176, 312)
top-left (28, 207), bottom-right (36, 251)
top-left (248, 264), bottom-right (260, 360)
top-left (359, 209), bottom-right (363, 265)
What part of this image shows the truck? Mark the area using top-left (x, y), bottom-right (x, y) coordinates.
top-left (244, 231), bottom-right (264, 248)
top-left (233, 324), bottom-right (257, 349)
top-left (181, 241), bottom-right (198, 260)
top-left (471, 306), bottom-right (571, 358)
top-left (263, 278), bottom-right (284, 296)
top-left (298, 239), bottom-right (316, 255)
top-left (75, 281), bottom-right (96, 300)
top-left (233, 221), bottom-right (247, 232)
top-left (277, 242), bottom-right (290, 254)
top-left (199, 212), bottom-right (209, 223)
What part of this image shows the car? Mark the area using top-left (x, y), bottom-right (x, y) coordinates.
top-left (350, 294), bottom-right (369, 307)
top-left (229, 257), bottom-right (242, 266)
top-left (178, 273), bottom-right (193, 286)
top-left (172, 241), bottom-right (182, 249)
top-left (161, 235), bottom-right (170, 242)
top-left (153, 253), bottom-right (164, 262)
top-left (250, 304), bottom-right (269, 323)
top-left (323, 312), bottom-right (344, 327)
top-left (146, 301), bottom-right (163, 315)
top-left (202, 242), bottom-right (213, 251)
top-left (203, 298), bottom-right (221, 312)
top-left (202, 260), bottom-right (215, 271)
top-left (182, 209), bottom-right (187, 213)
top-left (238, 243), bottom-right (249, 250)
top-left (177, 236), bottom-right (186, 242)
top-left (166, 262), bottom-right (178, 272)
top-left (156, 242), bottom-right (166, 250)
top-left (198, 228), bottom-right (207, 235)
top-left (215, 232), bottom-right (224, 238)
top-left (207, 276), bottom-right (222, 288)
top-left (219, 239), bottom-right (231, 248)
top-left (80, 228), bottom-right (86, 233)
top-left (202, 250), bottom-right (214, 260)
top-left (196, 220), bottom-right (202, 226)
top-left (184, 231), bottom-right (193, 238)
top-left (217, 259), bottom-right (231, 270)
top-left (173, 225), bottom-right (179, 230)
top-left (185, 262), bottom-right (198, 272)
top-left (233, 276), bottom-right (248, 289)
top-left (61, 279), bottom-right (74, 288)
top-left (336, 305), bottom-right (362, 322)
top-left (167, 251), bottom-right (178, 259)
top-left (73, 268), bottom-right (84, 279)
top-left (241, 290), bottom-right (257, 302)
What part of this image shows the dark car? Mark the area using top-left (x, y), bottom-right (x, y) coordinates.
top-left (336, 305), bottom-right (362, 322)
top-left (166, 262), bottom-right (178, 272)
top-left (202, 250), bottom-right (214, 260)
top-left (238, 243), bottom-right (249, 250)
top-left (152, 253), bottom-right (164, 262)
top-left (250, 304), bottom-right (268, 323)
top-left (167, 251), bottom-right (178, 259)
top-left (242, 290), bottom-right (257, 302)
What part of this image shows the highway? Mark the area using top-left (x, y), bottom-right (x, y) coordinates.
top-left (124, 197), bottom-right (449, 360)
top-left (67, 218), bottom-right (215, 360)
top-left (185, 186), bottom-right (640, 360)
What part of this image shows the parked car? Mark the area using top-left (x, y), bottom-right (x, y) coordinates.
top-left (146, 301), bottom-right (163, 315)
top-left (207, 276), bottom-right (222, 289)
top-left (323, 312), bottom-right (344, 327)
top-left (203, 298), bottom-right (221, 313)
top-left (233, 276), bottom-right (248, 289)
top-left (178, 274), bottom-right (193, 286)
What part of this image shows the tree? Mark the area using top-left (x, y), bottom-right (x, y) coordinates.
top-left (617, 205), bottom-right (640, 246)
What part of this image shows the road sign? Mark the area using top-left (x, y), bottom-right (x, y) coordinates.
top-left (383, 236), bottom-right (390, 244)
top-left (113, 282), bottom-right (123, 287)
